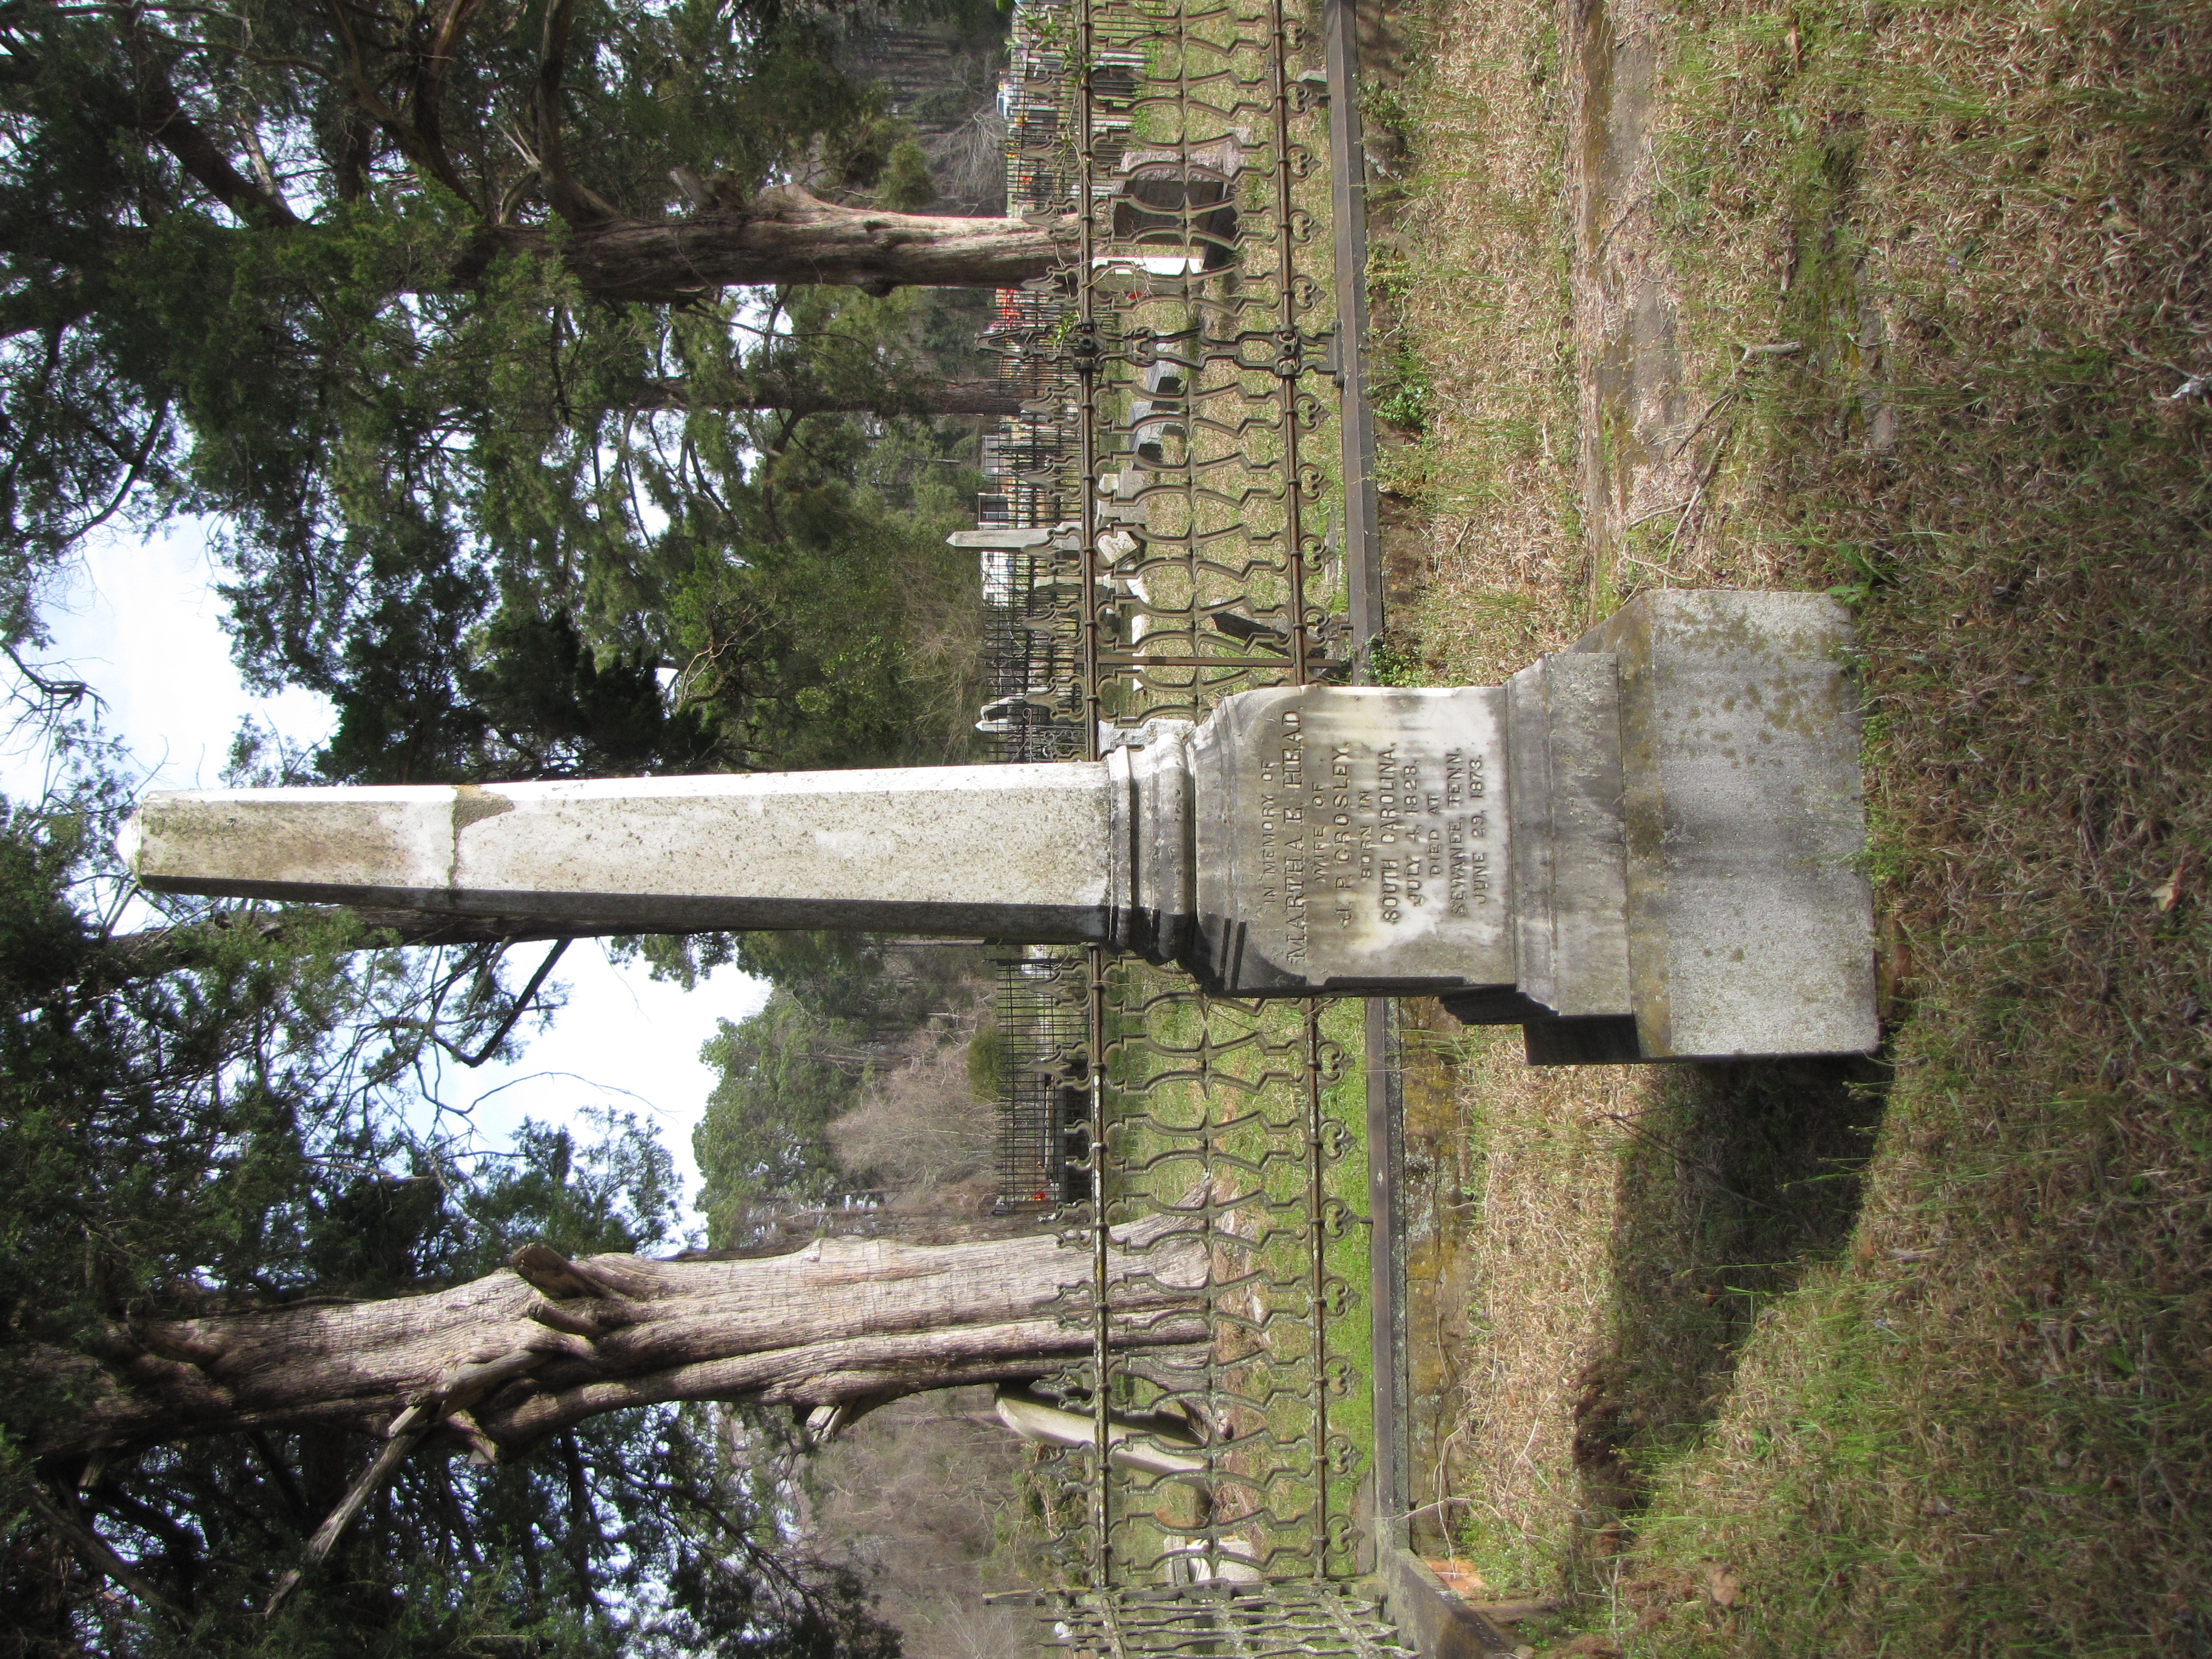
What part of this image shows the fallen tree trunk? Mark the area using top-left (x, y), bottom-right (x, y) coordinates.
top-left (450, 186), bottom-right (1074, 300)
top-left (24, 1216), bottom-right (1207, 1466)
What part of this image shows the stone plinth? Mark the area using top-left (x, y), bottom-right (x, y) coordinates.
top-left (1579, 588), bottom-right (1877, 1061)
top-left (119, 590), bottom-right (1877, 1064)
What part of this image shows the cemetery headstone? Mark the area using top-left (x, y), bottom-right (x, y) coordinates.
top-left (122, 590), bottom-right (1875, 1063)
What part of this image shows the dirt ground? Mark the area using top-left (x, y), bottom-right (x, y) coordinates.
top-left (1367, 0), bottom-right (2212, 1650)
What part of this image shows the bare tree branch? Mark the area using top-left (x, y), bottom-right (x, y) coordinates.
top-left (323, 0), bottom-right (468, 203)
top-left (81, 907), bottom-right (643, 990)
top-left (24, 1487), bottom-right (187, 1629)
top-left (532, 0), bottom-right (614, 226)
top-left (121, 22), bottom-right (298, 226)
top-left (2, 641), bottom-right (102, 727)
top-left (264, 1406), bottom-right (432, 1617)
top-left (406, 0), bottom-right (485, 208)
top-left (442, 937), bottom-right (568, 1068)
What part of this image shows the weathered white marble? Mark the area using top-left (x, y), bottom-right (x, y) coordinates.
top-left (1188, 686), bottom-right (1516, 994)
top-left (122, 766), bottom-right (1115, 941)
top-left (1506, 652), bottom-right (1632, 1021)
top-left (1577, 589), bottom-right (1877, 1059)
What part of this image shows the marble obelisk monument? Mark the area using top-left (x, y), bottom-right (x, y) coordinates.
top-left (121, 590), bottom-right (1877, 1064)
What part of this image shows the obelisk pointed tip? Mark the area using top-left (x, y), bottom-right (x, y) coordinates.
top-left (114, 806), bottom-right (144, 877)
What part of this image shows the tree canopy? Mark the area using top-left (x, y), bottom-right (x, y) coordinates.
top-left (0, 8), bottom-right (1052, 1646)
top-left (2, 1), bottom-right (1032, 783)
top-left (227, 286), bottom-right (1000, 787)
top-left (0, 756), bottom-right (907, 1657)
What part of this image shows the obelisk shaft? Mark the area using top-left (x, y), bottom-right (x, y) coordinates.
top-left (121, 766), bottom-right (1116, 942)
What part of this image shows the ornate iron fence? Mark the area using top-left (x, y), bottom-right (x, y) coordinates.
top-left (968, 0), bottom-right (1379, 1638)
top-left (1034, 1581), bottom-right (1417, 1659)
top-left (992, 950), bottom-right (1092, 1212)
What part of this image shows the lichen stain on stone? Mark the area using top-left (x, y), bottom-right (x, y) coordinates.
top-left (228, 805), bottom-right (385, 883)
top-left (451, 786), bottom-right (516, 834)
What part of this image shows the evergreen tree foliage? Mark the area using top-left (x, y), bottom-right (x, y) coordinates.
top-left (692, 934), bottom-right (988, 1241)
top-left (0, 4), bottom-right (1007, 782)
top-left (0, 754), bottom-right (900, 1657)
top-left (695, 990), bottom-right (867, 1232)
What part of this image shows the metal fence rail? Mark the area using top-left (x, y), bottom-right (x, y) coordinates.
top-left (965, 0), bottom-right (1384, 1646)
top-left (993, 951), bottom-right (1092, 1211)
top-left (1042, 1583), bottom-right (1417, 1659)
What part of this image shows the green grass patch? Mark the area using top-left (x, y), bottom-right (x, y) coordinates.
top-left (1386, 0), bottom-right (2212, 1647)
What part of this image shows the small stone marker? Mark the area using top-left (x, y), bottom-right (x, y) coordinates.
top-left (121, 591), bottom-right (1875, 1064)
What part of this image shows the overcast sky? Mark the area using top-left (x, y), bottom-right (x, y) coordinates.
top-left (0, 522), bottom-right (768, 1236)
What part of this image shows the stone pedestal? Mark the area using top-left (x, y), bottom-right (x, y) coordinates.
top-left (1112, 589), bottom-right (1876, 1061)
top-left (1572, 588), bottom-right (1878, 1062)
top-left (122, 590), bottom-right (1877, 1064)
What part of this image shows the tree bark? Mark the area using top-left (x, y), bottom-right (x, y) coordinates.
top-left (22, 1216), bottom-right (1207, 1465)
top-left (450, 186), bottom-right (1072, 300)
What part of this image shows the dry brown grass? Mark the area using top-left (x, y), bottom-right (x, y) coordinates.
top-left (1382, 0), bottom-right (2212, 1649)
top-left (1369, 0), bottom-right (1585, 685)
top-left (1439, 1027), bottom-right (1647, 1595)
